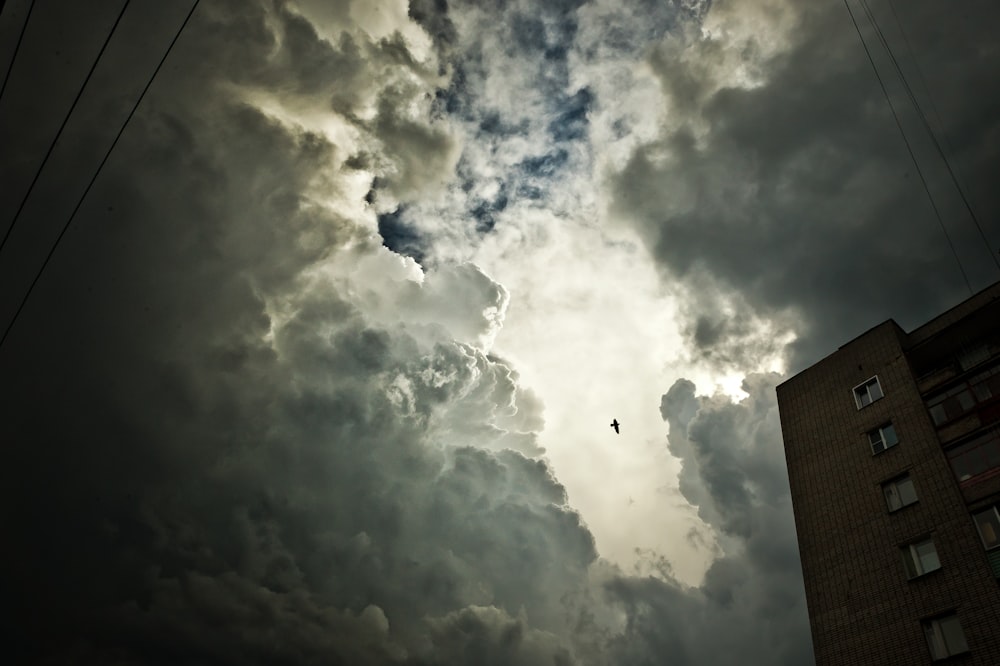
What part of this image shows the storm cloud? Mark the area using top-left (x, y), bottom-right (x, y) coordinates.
top-left (608, 0), bottom-right (1000, 370)
top-left (4, 0), bottom-right (997, 664)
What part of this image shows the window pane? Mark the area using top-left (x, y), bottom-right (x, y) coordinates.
top-left (959, 345), bottom-right (990, 370)
top-left (944, 396), bottom-right (965, 420)
top-left (858, 390), bottom-right (871, 407)
top-left (939, 615), bottom-right (969, 654)
top-left (924, 622), bottom-right (948, 660)
top-left (930, 403), bottom-right (947, 425)
top-left (883, 424), bottom-right (898, 446)
top-left (869, 380), bottom-right (883, 401)
top-left (951, 451), bottom-right (975, 481)
top-left (973, 381), bottom-right (993, 401)
top-left (957, 389), bottom-right (975, 411)
top-left (915, 540), bottom-right (940, 572)
top-left (974, 508), bottom-right (1000, 549)
top-left (897, 477), bottom-right (917, 506)
top-left (884, 484), bottom-right (901, 511)
top-left (902, 549), bottom-right (919, 578)
top-left (986, 439), bottom-right (1000, 468)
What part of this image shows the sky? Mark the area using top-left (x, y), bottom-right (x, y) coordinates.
top-left (1, 0), bottom-right (998, 664)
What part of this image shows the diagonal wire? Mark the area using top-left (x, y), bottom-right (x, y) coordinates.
top-left (885, 0), bottom-right (954, 163)
top-left (868, 0), bottom-right (1000, 273)
top-left (0, 0), bottom-right (201, 350)
top-left (0, 0), bottom-right (130, 258)
top-left (841, 0), bottom-right (972, 295)
top-left (0, 0), bottom-right (35, 105)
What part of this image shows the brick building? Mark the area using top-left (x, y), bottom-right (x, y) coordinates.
top-left (777, 282), bottom-right (1000, 664)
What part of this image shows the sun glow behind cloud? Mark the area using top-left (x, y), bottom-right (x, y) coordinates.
top-left (269, 0), bottom-right (814, 583)
top-left (225, 0), bottom-right (818, 596)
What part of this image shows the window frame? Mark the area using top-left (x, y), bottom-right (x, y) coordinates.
top-left (868, 422), bottom-right (899, 455)
top-left (926, 362), bottom-right (1000, 426)
top-left (945, 426), bottom-right (1000, 485)
top-left (922, 612), bottom-right (970, 660)
top-left (973, 505), bottom-right (1000, 550)
top-left (853, 375), bottom-right (885, 409)
top-left (882, 474), bottom-right (918, 512)
top-left (901, 536), bottom-right (941, 579)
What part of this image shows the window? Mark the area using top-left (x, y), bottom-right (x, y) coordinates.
top-left (973, 506), bottom-right (1000, 550)
top-left (928, 384), bottom-right (977, 425)
top-left (946, 427), bottom-right (1000, 484)
top-left (972, 505), bottom-right (1000, 578)
top-left (923, 613), bottom-right (969, 660)
top-left (901, 537), bottom-right (941, 578)
top-left (958, 343), bottom-right (991, 371)
top-left (926, 363), bottom-right (1000, 425)
top-left (883, 474), bottom-right (917, 511)
top-left (868, 423), bottom-right (898, 454)
top-left (853, 376), bottom-right (884, 409)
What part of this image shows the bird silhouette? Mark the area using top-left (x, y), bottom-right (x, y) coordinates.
top-left (610, 419), bottom-right (620, 434)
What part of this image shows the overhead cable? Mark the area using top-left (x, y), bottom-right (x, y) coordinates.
top-left (841, 0), bottom-right (972, 295)
top-left (869, 0), bottom-right (1000, 274)
top-left (0, 0), bottom-right (35, 105)
top-left (0, 0), bottom-right (130, 258)
top-left (0, 0), bottom-right (201, 350)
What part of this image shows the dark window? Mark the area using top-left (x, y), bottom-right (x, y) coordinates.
top-left (946, 428), bottom-right (1000, 483)
top-left (973, 506), bottom-right (1000, 550)
top-left (854, 376), bottom-right (884, 409)
top-left (972, 506), bottom-right (1000, 578)
top-left (901, 537), bottom-right (941, 578)
top-left (868, 423), bottom-right (898, 454)
top-left (923, 613), bottom-right (969, 660)
top-left (883, 474), bottom-right (917, 511)
top-left (927, 364), bottom-right (1000, 425)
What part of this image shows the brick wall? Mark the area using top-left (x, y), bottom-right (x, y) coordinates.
top-left (778, 313), bottom-right (1000, 665)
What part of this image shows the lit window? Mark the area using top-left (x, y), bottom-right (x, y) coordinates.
top-left (901, 537), bottom-right (941, 578)
top-left (868, 423), bottom-right (898, 454)
top-left (853, 376), bottom-right (884, 409)
top-left (883, 474), bottom-right (917, 511)
top-left (923, 613), bottom-right (969, 660)
top-left (973, 506), bottom-right (1000, 550)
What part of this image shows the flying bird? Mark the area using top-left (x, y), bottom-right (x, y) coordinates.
top-left (610, 419), bottom-right (620, 434)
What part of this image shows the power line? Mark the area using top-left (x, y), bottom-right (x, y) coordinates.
top-left (841, 0), bottom-right (972, 295)
top-left (0, 0), bottom-right (35, 105)
top-left (0, 0), bottom-right (201, 350)
top-left (0, 0), bottom-right (130, 258)
top-left (859, 0), bottom-right (999, 274)
top-left (884, 0), bottom-right (953, 156)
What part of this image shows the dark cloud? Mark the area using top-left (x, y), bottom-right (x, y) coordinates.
top-left (0, 3), bottom-right (599, 663)
top-left (0, 1), bottom-right (857, 664)
top-left (418, 605), bottom-right (574, 666)
top-left (549, 87), bottom-right (593, 142)
top-left (605, 373), bottom-right (813, 665)
top-left (409, 0), bottom-right (458, 56)
top-left (611, 0), bottom-right (1000, 371)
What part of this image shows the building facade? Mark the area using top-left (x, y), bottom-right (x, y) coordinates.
top-left (777, 282), bottom-right (1000, 664)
